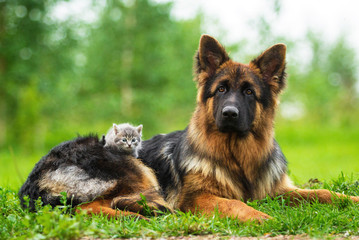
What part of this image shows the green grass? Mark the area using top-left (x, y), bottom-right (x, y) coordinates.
top-left (0, 149), bottom-right (39, 189)
top-left (1, 175), bottom-right (359, 239)
top-left (276, 122), bottom-right (359, 184)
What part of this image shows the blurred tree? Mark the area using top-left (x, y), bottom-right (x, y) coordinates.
top-left (81, 0), bottom-right (202, 137)
top-left (0, 0), bottom-right (202, 152)
top-left (0, 0), bottom-right (78, 151)
top-left (291, 32), bottom-right (359, 125)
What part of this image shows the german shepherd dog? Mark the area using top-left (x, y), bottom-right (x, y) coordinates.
top-left (19, 136), bottom-right (172, 219)
top-left (138, 35), bottom-right (359, 222)
top-left (19, 35), bottom-right (358, 222)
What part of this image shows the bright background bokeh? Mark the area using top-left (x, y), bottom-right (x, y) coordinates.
top-left (1, 0), bottom-right (359, 189)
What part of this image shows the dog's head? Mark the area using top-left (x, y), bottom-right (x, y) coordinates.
top-left (193, 35), bottom-right (286, 137)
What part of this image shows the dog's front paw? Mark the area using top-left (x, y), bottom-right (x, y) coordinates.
top-left (350, 196), bottom-right (359, 203)
top-left (111, 192), bottom-right (173, 216)
top-left (236, 208), bottom-right (272, 223)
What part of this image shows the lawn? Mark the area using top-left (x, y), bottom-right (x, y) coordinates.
top-left (275, 123), bottom-right (359, 184)
top-left (1, 175), bottom-right (359, 239)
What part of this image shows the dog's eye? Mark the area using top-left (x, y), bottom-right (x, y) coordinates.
top-left (245, 89), bottom-right (253, 95)
top-left (218, 86), bottom-right (226, 93)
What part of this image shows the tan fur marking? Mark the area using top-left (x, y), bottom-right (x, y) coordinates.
top-left (77, 199), bottom-right (148, 220)
top-left (178, 173), bottom-right (243, 210)
top-left (180, 157), bottom-right (243, 200)
top-left (186, 193), bottom-right (271, 223)
top-left (132, 158), bottom-right (160, 192)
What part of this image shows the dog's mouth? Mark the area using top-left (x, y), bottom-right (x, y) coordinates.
top-left (217, 122), bottom-right (250, 137)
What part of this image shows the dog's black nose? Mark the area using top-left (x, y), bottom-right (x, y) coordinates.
top-left (222, 106), bottom-right (239, 119)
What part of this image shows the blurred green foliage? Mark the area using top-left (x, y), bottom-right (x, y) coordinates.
top-left (0, 0), bottom-right (358, 187)
top-left (0, 0), bottom-right (202, 152)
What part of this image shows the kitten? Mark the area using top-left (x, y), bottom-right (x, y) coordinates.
top-left (104, 123), bottom-right (143, 158)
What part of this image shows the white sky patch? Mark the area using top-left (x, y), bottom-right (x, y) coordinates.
top-left (280, 101), bottom-right (306, 120)
top-left (51, 0), bottom-right (100, 22)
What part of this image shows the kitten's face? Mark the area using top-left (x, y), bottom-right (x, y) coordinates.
top-left (112, 124), bottom-right (142, 153)
top-left (114, 135), bottom-right (140, 151)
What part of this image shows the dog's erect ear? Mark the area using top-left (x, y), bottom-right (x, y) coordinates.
top-left (195, 35), bottom-right (230, 77)
top-left (250, 44), bottom-right (287, 93)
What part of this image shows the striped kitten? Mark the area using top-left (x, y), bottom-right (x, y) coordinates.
top-left (104, 123), bottom-right (143, 158)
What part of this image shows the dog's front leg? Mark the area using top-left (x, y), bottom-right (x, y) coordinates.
top-left (276, 175), bottom-right (359, 204)
top-left (281, 188), bottom-right (359, 204)
top-left (181, 193), bottom-right (271, 223)
top-left (111, 189), bottom-right (173, 216)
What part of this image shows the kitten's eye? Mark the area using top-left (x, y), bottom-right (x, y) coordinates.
top-left (218, 86), bottom-right (226, 93)
top-left (122, 138), bottom-right (127, 142)
top-left (131, 139), bottom-right (136, 143)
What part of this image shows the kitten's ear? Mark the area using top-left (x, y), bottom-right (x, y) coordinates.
top-left (136, 125), bottom-right (143, 135)
top-left (113, 123), bottom-right (118, 135)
